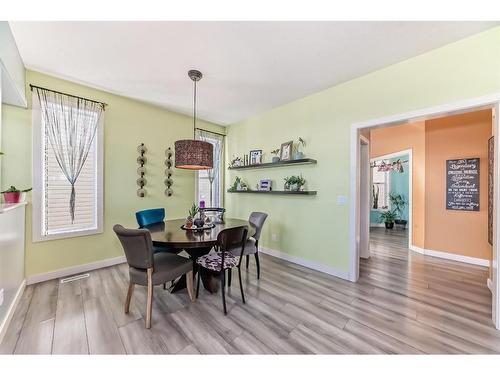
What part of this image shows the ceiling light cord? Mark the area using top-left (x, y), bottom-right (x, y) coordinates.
top-left (193, 79), bottom-right (197, 137)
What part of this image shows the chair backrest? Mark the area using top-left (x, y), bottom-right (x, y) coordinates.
top-left (249, 212), bottom-right (268, 241)
top-left (136, 208), bottom-right (165, 228)
top-left (113, 224), bottom-right (154, 270)
top-left (217, 226), bottom-right (248, 256)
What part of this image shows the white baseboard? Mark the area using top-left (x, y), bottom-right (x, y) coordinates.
top-left (26, 256), bottom-right (127, 285)
top-left (260, 246), bottom-right (349, 280)
top-left (409, 245), bottom-right (489, 267)
top-left (0, 280), bottom-right (26, 346)
top-left (370, 223), bottom-right (386, 228)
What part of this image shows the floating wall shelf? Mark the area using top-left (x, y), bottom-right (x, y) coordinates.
top-left (228, 158), bottom-right (317, 170)
top-left (227, 190), bottom-right (317, 196)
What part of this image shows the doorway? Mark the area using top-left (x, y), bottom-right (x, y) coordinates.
top-left (349, 96), bottom-right (500, 329)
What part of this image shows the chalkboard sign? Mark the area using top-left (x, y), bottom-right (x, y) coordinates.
top-left (446, 158), bottom-right (480, 211)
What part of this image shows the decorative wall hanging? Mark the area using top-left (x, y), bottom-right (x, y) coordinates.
top-left (446, 158), bottom-right (480, 211)
top-left (137, 143), bottom-right (147, 197)
top-left (165, 147), bottom-right (173, 196)
top-left (370, 159), bottom-right (408, 173)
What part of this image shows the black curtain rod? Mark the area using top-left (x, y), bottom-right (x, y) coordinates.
top-left (29, 84), bottom-right (108, 108)
top-left (195, 127), bottom-right (226, 137)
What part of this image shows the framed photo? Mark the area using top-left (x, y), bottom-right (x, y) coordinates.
top-left (259, 179), bottom-right (272, 191)
top-left (280, 141), bottom-right (293, 161)
top-left (249, 149), bottom-right (262, 165)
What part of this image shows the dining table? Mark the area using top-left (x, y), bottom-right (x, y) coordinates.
top-left (145, 218), bottom-right (255, 293)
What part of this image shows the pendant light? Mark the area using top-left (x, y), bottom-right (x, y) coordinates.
top-left (174, 69), bottom-right (213, 170)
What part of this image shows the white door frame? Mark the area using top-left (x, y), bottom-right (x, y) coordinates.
top-left (369, 149), bottom-right (413, 252)
top-left (348, 93), bottom-right (500, 329)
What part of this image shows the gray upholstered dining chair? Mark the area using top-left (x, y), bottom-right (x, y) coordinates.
top-left (229, 212), bottom-right (268, 283)
top-left (113, 224), bottom-right (194, 329)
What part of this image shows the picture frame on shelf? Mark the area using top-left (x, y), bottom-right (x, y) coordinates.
top-left (249, 149), bottom-right (263, 165)
top-left (280, 141), bottom-right (293, 161)
top-left (258, 179), bottom-right (272, 191)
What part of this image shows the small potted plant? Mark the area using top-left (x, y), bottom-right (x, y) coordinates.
top-left (293, 137), bottom-right (306, 160)
top-left (271, 149), bottom-right (280, 163)
top-left (1, 186), bottom-right (32, 204)
top-left (390, 193), bottom-right (408, 229)
top-left (379, 210), bottom-right (397, 229)
top-left (186, 203), bottom-right (199, 229)
top-left (284, 175), bottom-right (306, 191)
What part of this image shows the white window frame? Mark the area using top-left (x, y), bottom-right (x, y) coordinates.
top-left (32, 100), bottom-right (104, 242)
top-left (194, 131), bottom-right (224, 208)
top-left (371, 159), bottom-right (391, 211)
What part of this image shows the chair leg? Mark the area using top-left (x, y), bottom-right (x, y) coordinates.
top-left (227, 268), bottom-right (232, 287)
top-left (124, 283), bottom-right (134, 314)
top-left (196, 270), bottom-right (201, 299)
top-left (163, 283), bottom-right (167, 290)
top-left (237, 266), bottom-right (246, 304)
top-left (146, 268), bottom-right (153, 329)
top-left (254, 252), bottom-right (261, 280)
top-left (246, 255), bottom-right (249, 269)
top-left (221, 271), bottom-right (227, 315)
top-left (186, 270), bottom-right (194, 302)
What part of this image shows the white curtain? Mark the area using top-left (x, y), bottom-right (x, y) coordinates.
top-left (33, 87), bottom-right (104, 223)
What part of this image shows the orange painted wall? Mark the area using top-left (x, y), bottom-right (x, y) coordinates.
top-left (370, 121), bottom-right (426, 248)
top-left (425, 109), bottom-right (492, 260)
top-left (370, 109), bottom-right (493, 261)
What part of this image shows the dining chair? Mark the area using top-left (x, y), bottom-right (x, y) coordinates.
top-left (228, 212), bottom-right (268, 284)
top-left (135, 208), bottom-right (178, 255)
top-left (113, 224), bottom-right (194, 328)
top-left (195, 225), bottom-right (248, 315)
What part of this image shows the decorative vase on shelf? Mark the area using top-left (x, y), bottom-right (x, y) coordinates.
top-left (290, 183), bottom-right (299, 191)
top-left (272, 156), bottom-right (280, 163)
top-left (284, 183), bottom-right (290, 191)
top-left (293, 151), bottom-right (304, 160)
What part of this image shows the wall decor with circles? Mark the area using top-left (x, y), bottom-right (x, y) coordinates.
top-left (165, 147), bottom-right (173, 196)
top-left (137, 143), bottom-right (147, 197)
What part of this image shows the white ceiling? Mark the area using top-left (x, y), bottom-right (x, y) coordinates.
top-left (9, 21), bottom-right (499, 125)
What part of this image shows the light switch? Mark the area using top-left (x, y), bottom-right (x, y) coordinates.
top-left (337, 195), bottom-right (348, 206)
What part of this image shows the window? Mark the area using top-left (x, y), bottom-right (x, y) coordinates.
top-left (32, 94), bottom-right (103, 241)
top-left (372, 160), bottom-right (390, 210)
top-left (195, 130), bottom-right (224, 208)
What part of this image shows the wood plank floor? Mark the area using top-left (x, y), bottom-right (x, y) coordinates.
top-left (1, 228), bottom-right (498, 354)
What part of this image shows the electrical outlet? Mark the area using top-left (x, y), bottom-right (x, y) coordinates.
top-left (0, 288), bottom-right (4, 307)
top-left (271, 233), bottom-right (279, 242)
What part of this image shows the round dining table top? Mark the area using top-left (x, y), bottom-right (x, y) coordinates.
top-left (146, 218), bottom-right (255, 249)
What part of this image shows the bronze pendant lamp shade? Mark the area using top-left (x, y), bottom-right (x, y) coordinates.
top-left (175, 70), bottom-right (213, 170)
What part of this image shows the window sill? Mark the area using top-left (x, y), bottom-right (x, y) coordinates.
top-left (33, 227), bottom-right (103, 242)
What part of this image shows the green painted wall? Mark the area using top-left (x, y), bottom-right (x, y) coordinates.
top-left (226, 27), bottom-right (500, 274)
top-left (1, 70), bottom-right (225, 277)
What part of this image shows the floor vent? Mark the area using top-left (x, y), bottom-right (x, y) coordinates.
top-left (60, 273), bottom-right (90, 284)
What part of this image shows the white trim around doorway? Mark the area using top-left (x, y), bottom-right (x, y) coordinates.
top-left (349, 92), bottom-right (500, 330)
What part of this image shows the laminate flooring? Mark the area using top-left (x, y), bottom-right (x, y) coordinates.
top-left (1, 228), bottom-right (498, 354)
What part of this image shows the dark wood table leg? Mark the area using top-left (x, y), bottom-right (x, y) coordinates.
top-left (169, 247), bottom-right (220, 294)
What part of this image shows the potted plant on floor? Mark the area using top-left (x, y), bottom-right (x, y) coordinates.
top-left (379, 210), bottom-right (397, 229)
top-left (1, 186), bottom-right (32, 204)
top-left (390, 193), bottom-right (408, 229)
